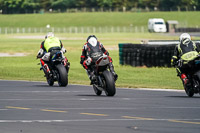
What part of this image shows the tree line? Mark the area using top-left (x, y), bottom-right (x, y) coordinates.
top-left (0, 0), bottom-right (200, 14)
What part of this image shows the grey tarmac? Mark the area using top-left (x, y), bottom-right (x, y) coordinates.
top-left (0, 80), bottom-right (200, 133)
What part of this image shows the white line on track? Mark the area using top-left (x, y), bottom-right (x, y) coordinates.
top-left (0, 119), bottom-right (200, 123)
top-left (44, 107), bottom-right (200, 109)
top-left (119, 88), bottom-right (185, 92)
top-left (0, 91), bottom-right (83, 93)
top-left (0, 79), bottom-right (185, 92)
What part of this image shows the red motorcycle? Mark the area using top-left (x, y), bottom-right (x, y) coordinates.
top-left (88, 53), bottom-right (116, 96)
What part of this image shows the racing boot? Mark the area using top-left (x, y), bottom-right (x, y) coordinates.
top-left (109, 63), bottom-right (118, 81)
top-left (43, 64), bottom-right (51, 78)
top-left (62, 57), bottom-right (70, 73)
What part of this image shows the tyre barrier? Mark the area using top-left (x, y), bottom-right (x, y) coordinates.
top-left (118, 43), bottom-right (177, 67)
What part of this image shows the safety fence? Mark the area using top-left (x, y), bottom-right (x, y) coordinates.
top-left (0, 26), bottom-right (148, 34)
top-left (175, 27), bottom-right (200, 32)
top-left (119, 43), bottom-right (176, 67)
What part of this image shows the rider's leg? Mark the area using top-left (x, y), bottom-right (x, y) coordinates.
top-left (40, 59), bottom-right (51, 77)
top-left (87, 66), bottom-right (95, 82)
top-left (177, 67), bottom-right (188, 85)
top-left (62, 56), bottom-right (70, 72)
top-left (83, 60), bottom-right (95, 83)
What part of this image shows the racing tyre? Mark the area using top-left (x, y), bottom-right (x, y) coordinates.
top-left (47, 78), bottom-right (54, 86)
top-left (184, 84), bottom-right (194, 97)
top-left (56, 64), bottom-right (68, 87)
top-left (93, 85), bottom-right (102, 96)
top-left (102, 70), bottom-right (116, 96)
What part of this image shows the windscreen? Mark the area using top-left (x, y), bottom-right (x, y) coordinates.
top-left (155, 22), bottom-right (164, 24)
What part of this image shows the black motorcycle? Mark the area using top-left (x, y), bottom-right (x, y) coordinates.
top-left (40, 51), bottom-right (70, 87)
top-left (88, 53), bottom-right (116, 96)
top-left (176, 55), bottom-right (200, 97)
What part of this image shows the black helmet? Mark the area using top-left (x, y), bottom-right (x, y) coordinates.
top-left (87, 35), bottom-right (97, 42)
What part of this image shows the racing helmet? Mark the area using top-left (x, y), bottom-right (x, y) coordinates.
top-left (45, 32), bottom-right (54, 39)
top-left (179, 33), bottom-right (191, 45)
top-left (87, 35), bottom-right (97, 42)
top-left (87, 35), bottom-right (98, 47)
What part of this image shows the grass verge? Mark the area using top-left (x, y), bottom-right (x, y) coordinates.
top-left (0, 33), bottom-right (189, 89)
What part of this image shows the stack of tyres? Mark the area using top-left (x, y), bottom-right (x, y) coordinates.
top-left (118, 43), bottom-right (178, 67)
top-left (145, 46), bottom-right (151, 67)
top-left (121, 43), bottom-right (132, 65)
top-left (131, 44), bottom-right (137, 67)
top-left (135, 45), bottom-right (141, 67)
top-left (127, 44), bottom-right (132, 65)
top-left (159, 45), bottom-right (166, 67)
top-left (122, 44), bottom-right (128, 65)
top-left (140, 44), bottom-right (146, 66)
top-left (118, 43), bottom-right (124, 65)
top-left (169, 44), bottom-right (176, 67)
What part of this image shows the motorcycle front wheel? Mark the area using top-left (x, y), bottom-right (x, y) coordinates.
top-left (47, 77), bottom-right (54, 86)
top-left (184, 84), bottom-right (194, 97)
top-left (102, 70), bottom-right (116, 96)
top-left (93, 85), bottom-right (102, 96)
top-left (56, 64), bottom-right (68, 87)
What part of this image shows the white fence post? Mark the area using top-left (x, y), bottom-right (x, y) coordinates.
top-left (81, 27), bottom-right (84, 33)
top-left (5, 28), bottom-right (7, 34)
top-left (99, 27), bottom-right (102, 33)
top-left (135, 26), bottom-right (138, 32)
top-left (0, 26), bottom-right (148, 34)
top-left (87, 27), bottom-right (89, 33)
top-left (11, 28), bottom-right (13, 34)
top-left (141, 26), bottom-right (144, 33)
top-left (93, 27), bottom-right (95, 33)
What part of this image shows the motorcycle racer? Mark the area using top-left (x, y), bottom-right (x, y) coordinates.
top-left (80, 35), bottom-right (118, 83)
top-left (37, 32), bottom-right (69, 77)
top-left (171, 33), bottom-right (200, 85)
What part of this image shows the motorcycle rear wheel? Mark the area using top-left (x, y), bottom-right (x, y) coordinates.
top-left (56, 64), bottom-right (68, 87)
top-left (102, 70), bottom-right (116, 96)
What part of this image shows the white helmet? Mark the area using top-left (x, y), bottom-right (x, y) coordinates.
top-left (45, 32), bottom-right (54, 39)
top-left (179, 33), bottom-right (191, 45)
top-left (88, 37), bottom-right (98, 47)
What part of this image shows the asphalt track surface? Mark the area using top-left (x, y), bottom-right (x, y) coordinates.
top-left (0, 80), bottom-right (200, 133)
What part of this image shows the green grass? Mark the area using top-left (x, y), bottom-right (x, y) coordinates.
top-left (0, 33), bottom-right (188, 89)
top-left (1, 11), bottom-right (200, 89)
top-left (0, 12), bottom-right (200, 28)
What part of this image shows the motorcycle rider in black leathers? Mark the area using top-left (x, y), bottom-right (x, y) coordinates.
top-left (80, 35), bottom-right (118, 83)
top-left (171, 33), bottom-right (200, 86)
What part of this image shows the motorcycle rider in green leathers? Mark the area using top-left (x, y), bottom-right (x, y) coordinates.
top-left (37, 32), bottom-right (69, 77)
top-left (171, 33), bottom-right (200, 86)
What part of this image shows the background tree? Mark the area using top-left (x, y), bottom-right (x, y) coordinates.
top-left (40, 0), bottom-right (51, 11)
top-left (50, 0), bottom-right (67, 12)
top-left (21, 0), bottom-right (40, 13)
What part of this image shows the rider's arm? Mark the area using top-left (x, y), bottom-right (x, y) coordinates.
top-left (60, 40), bottom-right (67, 53)
top-left (171, 45), bottom-right (179, 66)
top-left (60, 40), bottom-right (63, 48)
top-left (80, 43), bottom-right (87, 65)
top-left (37, 41), bottom-right (45, 58)
top-left (100, 42), bottom-right (109, 56)
top-left (195, 42), bottom-right (200, 53)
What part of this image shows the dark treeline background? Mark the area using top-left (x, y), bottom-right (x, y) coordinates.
top-left (0, 0), bottom-right (200, 14)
